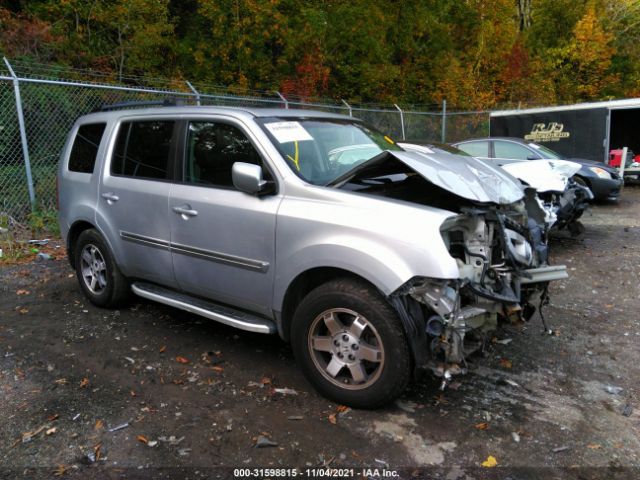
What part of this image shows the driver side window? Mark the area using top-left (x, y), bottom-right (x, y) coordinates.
top-left (184, 121), bottom-right (270, 188)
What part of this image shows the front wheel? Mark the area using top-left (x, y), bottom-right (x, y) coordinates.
top-left (291, 278), bottom-right (411, 408)
top-left (74, 229), bottom-right (130, 308)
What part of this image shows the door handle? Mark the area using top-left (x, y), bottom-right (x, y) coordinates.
top-left (101, 192), bottom-right (119, 203)
top-left (172, 205), bottom-right (198, 218)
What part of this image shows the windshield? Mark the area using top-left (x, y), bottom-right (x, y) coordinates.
top-left (529, 142), bottom-right (564, 160)
top-left (257, 118), bottom-right (401, 185)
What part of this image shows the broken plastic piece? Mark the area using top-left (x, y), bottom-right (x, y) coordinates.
top-left (108, 422), bottom-right (129, 432)
top-left (255, 435), bottom-right (278, 448)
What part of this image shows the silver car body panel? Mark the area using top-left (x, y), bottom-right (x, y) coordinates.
top-left (501, 159), bottom-right (582, 193)
top-left (386, 150), bottom-right (524, 205)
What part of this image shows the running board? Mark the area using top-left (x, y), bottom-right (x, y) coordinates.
top-left (131, 282), bottom-right (276, 334)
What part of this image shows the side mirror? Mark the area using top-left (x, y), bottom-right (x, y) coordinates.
top-left (526, 155), bottom-right (539, 160)
top-left (232, 162), bottom-right (267, 195)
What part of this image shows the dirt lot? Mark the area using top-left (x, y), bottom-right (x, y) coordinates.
top-left (1, 188), bottom-right (639, 480)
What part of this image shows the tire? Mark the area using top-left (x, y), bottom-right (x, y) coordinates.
top-left (573, 175), bottom-right (589, 189)
top-left (291, 278), bottom-right (411, 409)
top-left (74, 229), bottom-right (130, 308)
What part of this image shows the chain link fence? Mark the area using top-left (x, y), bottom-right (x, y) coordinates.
top-left (0, 58), bottom-right (489, 222)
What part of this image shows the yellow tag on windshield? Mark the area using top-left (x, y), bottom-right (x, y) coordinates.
top-left (384, 135), bottom-right (395, 144)
top-left (286, 141), bottom-right (301, 171)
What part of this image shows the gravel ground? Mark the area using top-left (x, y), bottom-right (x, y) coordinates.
top-left (1, 187), bottom-right (639, 480)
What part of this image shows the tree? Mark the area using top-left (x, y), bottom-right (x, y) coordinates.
top-left (547, 2), bottom-right (617, 100)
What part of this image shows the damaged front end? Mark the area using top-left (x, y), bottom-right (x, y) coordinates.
top-left (333, 149), bottom-right (569, 388)
top-left (392, 201), bottom-right (568, 389)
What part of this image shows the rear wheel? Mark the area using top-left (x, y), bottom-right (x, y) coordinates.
top-left (291, 278), bottom-right (411, 408)
top-left (74, 229), bottom-right (130, 308)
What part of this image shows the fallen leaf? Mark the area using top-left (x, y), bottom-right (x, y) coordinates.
top-left (499, 358), bottom-right (513, 369)
top-left (474, 422), bottom-right (489, 430)
top-left (53, 465), bottom-right (67, 476)
top-left (54, 378), bottom-right (68, 385)
top-left (481, 455), bottom-right (498, 467)
top-left (47, 414), bottom-right (59, 421)
top-left (94, 419), bottom-right (104, 431)
top-left (16, 289), bottom-right (30, 295)
top-left (260, 376), bottom-right (271, 385)
top-left (130, 390), bottom-right (137, 397)
top-left (46, 427), bottom-right (57, 436)
top-left (79, 377), bottom-right (89, 388)
top-left (211, 366), bottom-right (224, 373)
top-left (18, 307), bottom-right (29, 314)
top-left (336, 405), bottom-right (350, 413)
top-left (159, 345), bottom-right (166, 353)
top-left (175, 356), bottom-right (190, 364)
top-left (328, 414), bottom-right (337, 425)
top-left (587, 444), bottom-right (601, 449)
top-left (94, 443), bottom-right (102, 460)
top-left (137, 435), bottom-right (149, 444)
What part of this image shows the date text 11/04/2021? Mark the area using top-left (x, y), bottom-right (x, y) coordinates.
top-left (233, 468), bottom-right (400, 478)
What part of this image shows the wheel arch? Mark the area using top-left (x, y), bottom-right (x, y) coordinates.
top-left (278, 267), bottom-right (379, 342)
top-left (66, 220), bottom-right (97, 269)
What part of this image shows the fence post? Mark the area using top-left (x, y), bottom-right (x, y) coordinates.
top-left (275, 91), bottom-right (289, 109)
top-left (341, 99), bottom-right (353, 117)
top-left (185, 80), bottom-right (201, 106)
top-left (441, 99), bottom-right (447, 143)
top-left (393, 104), bottom-right (406, 140)
top-left (619, 146), bottom-right (627, 190)
top-left (3, 57), bottom-right (35, 210)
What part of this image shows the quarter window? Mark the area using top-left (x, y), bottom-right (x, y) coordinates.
top-left (494, 141), bottom-right (537, 160)
top-left (68, 123), bottom-right (106, 173)
top-left (184, 121), bottom-right (264, 188)
top-left (456, 141), bottom-right (489, 157)
top-left (112, 121), bottom-right (175, 180)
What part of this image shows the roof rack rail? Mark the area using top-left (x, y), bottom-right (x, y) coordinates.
top-left (97, 98), bottom-right (187, 112)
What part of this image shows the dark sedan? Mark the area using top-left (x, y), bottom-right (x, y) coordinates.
top-left (452, 137), bottom-right (623, 201)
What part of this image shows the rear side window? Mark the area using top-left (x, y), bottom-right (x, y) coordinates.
top-left (68, 123), bottom-right (106, 173)
top-left (112, 120), bottom-right (175, 180)
top-left (456, 141), bottom-right (489, 157)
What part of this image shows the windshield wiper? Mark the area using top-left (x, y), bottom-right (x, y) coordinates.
top-left (325, 151), bottom-right (389, 187)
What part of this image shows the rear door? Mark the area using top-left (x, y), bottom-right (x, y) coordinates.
top-left (97, 118), bottom-right (178, 287)
top-left (169, 118), bottom-right (282, 316)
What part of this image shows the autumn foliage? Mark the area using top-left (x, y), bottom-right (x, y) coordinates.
top-left (1, 0), bottom-right (639, 108)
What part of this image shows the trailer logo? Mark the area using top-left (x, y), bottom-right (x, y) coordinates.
top-left (524, 123), bottom-right (570, 142)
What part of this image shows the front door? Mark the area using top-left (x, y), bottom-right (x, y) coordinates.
top-left (169, 119), bottom-right (281, 316)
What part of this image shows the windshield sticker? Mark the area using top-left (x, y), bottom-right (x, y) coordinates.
top-left (264, 121), bottom-right (313, 143)
top-left (384, 135), bottom-right (395, 144)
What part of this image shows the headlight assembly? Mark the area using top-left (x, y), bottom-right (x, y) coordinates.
top-left (589, 166), bottom-right (611, 179)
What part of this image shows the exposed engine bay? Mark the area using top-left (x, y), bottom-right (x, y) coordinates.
top-left (336, 150), bottom-right (568, 387)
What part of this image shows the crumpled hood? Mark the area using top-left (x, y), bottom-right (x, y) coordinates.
top-left (502, 159), bottom-right (582, 193)
top-left (388, 150), bottom-right (524, 205)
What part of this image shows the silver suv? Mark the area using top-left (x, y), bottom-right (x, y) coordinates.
top-left (58, 106), bottom-right (568, 408)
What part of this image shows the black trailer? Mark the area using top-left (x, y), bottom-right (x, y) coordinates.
top-left (489, 99), bottom-right (640, 165)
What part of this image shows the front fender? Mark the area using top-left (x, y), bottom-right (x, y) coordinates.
top-left (273, 235), bottom-right (459, 312)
